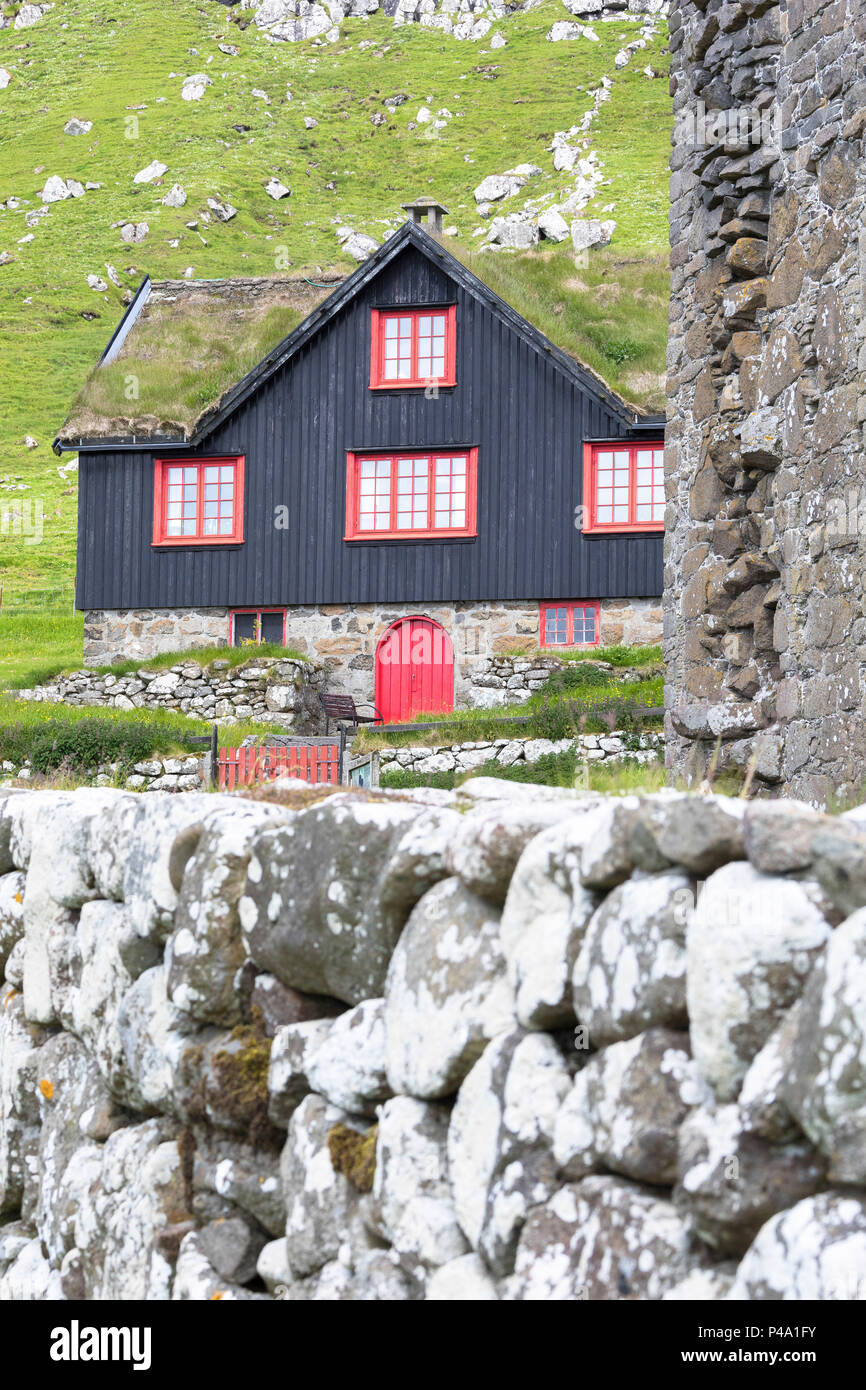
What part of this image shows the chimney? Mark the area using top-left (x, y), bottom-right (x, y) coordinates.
top-left (401, 197), bottom-right (449, 236)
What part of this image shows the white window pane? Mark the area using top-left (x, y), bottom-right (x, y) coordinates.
top-left (597, 506), bottom-right (612, 523)
top-left (220, 466), bottom-right (234, 482)
top-left (598, 452), bottom-right (613, 468)
top-left (397, 512), bottom-right (412, 528)
top-left (450, 510), bottom-right (465, 526)
top-left (433, 316), bottom-right (446, 337)
top-left (168, 468), bottom-right (182, 484)
top-left (614, 505), bottom-right (629, 521)
top-left (636, 504), bottom-right (652, 521)
top-left (182, 519), bottom-right (197, 535)
top-left (376, 459), bottom-right (390, 476)
top-left (431, 354), bottom-right (445, 377)
top-left (419, 316), bottom-right (431, 336)
top-left (166, 519), bottom-right (181, 536)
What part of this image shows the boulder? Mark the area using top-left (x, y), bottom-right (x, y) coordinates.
top-left (687, 862), bottom-right (830, 1101)
top-left (737, 1003), bottom-right (801, 1143)
top-left (166, 803), bottom-right (287, 1026)
top-left (32, 1033), bottom-right (126, 1265)
top-left (240, 797), bottom-right (448, 1005)
top-left (384, 877), bottom-right (514, 1099)
top-left (781, 908), bottom-right (866, 1183)
top-left (0, 994), bottom-right (50, 1216)
top-left (743, 800), bottom-right (830, 873)
top-left (570, 218), bottom-right (615, 254)
top-left (572, 870), bottom-right (693, 1046)
top-left (448, 1030), bottom-right (571, 1275)
top-left (281, 1094), bottom-right (374, 1279)
top-left (0, 870), bottom-right (25, 975)
top-left (445, 799), bottom-right (576, 905)
top-left (499, 814), bottom-right (600, 1029)
top-left (510, 1177), bottom-right (699, 1300)
top-left (729, 1192), bottom-right (866, 1300)
top-left (374, 1097), bottom-right (467, 1270)
top-left (675, 1102), bottom-right (827, 1256)
top-left (426, 1253), bottom-right (498, 1300)
top-left (71, 1119), bottom-right (190, 1299)
top-left (554, 1028), bottom-right (709, 1185)
top-left (643, 793), bottom-right (746, 874)
top-left (269, 1000), bottom-right (390, 1123)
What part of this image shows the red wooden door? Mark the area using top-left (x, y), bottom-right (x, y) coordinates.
top-left (375, 617), bottom-right (454, 724)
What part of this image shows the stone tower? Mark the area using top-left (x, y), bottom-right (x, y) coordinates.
top-left (665, 0), bottom-right (866, 803)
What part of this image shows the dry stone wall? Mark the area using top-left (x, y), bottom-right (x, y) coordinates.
top-left (16, 655), bottom-right (327, 733)
top-left (665, 0), bottom-right (866, 804)
top-left (4, 781), bottom-right (866, 1300)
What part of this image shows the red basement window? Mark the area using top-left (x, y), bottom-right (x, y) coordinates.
top-left (232, 609), bottom-right (286, 646)
top-left (582, 441), bottom-right (665, 534)
top-left (345, 448), bottom-right (477, 541)
top-left (370, 306), bottom-right (457, 389)
top-left (153, 456), bottom-right (244, 546)
top-left (540, 601), bottom-right (600, 648)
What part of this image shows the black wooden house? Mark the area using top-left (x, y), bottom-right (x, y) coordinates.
top-left (56, 212), bottom-right (664, 722)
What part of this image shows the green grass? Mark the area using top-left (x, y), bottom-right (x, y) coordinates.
top-left (64, 301), bottom-right (310, 440)
top-left (0, 693), bottom-right (275, 774)
top-left (0, 605), bottom-right (306, 688)
top-left (0, 0), bottom-right (672, 630)
top-left (380, 745), bottom-right (666, 792)
top-left (356, 654), bottom-right (664, 750)
top-left (0, 606), bottom-right (84, 688)
top-left (455, 244), bottom-right (668, 409)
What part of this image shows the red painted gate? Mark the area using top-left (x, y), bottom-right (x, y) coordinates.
top-left (217, 740), bottom-right (342, 790)
top-left (374, 616), bottom-right (455, 724)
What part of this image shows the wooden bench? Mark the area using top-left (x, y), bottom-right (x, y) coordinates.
top-left (320, 692), bottom-right (383, 735)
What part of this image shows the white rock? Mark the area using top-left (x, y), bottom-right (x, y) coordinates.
top-left (0, 69), bottom-right (11, 89)
top-left (384, 877), bottom-right (515, 1099)
top-left (687, 861), bottom-right (831, 1101)
top-left (500, 810), bottom-right (601, 1029)
top-left (265, 178), bottom-right (291, 200)
top-left (570, 217), bottom-right (616, 253)
top-left (426, 1253), bottom-right (498, 1299)
top-left (729, 1193), bottom-right (866, 1300)
top-left (64, 118), bottom-right (92, 136)
top-left (40, 175), bottom-right (70, 204)
top-left (181, 74), bottom-right (213, 101)
top-left (448, 1029), bottom-right (571, 1275)
top-left (162, 184), bottom-right (187, 208)
top-left (374, 1097), bottom-right (467, 1269)
top-left (538, 209), bottom-right (570, 242)
top-left (133, 160), bottom-right (168, 184)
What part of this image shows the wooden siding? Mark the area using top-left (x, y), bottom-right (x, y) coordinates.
top-left (76, 244), bottom-right (663, 612)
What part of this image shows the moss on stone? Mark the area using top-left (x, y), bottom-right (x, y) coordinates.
top-left (327, 1123), bottom-right (378, 1193)
top-left (210, 1021), bottom-right (275, 1148)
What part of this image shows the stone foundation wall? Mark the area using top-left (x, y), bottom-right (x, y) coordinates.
top-left (83, 598), bottom-right (662, 710)
top-left (4, 784), bottom-right (866, 1301)
top-left (665, 0), bottom-right (866, 803)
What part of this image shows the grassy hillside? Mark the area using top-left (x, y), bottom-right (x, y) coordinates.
top-left (0, 0), bottom-right (671, 662)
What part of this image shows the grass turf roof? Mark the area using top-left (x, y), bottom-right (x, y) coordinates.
top-left (56, 275), bottom-right (338, 444)
top-left (57, 233), bottom-right (666, 446)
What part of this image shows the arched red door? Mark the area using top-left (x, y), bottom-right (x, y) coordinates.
top-left (375, 616), bottom-right (455, 725)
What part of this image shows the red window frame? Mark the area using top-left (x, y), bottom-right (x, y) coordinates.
top-left (370, 305), bottom-right (457, 390)
top-left (582, 440), bottom-right (665, 534)
top-left (231, 608), bottom-right (287, 646)
top-left (152, 455), bottom-right (245, 547)
top-left (344, 448), bottom-right (478, 541)
top-left (540, 600), bottom-right (601, 648)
